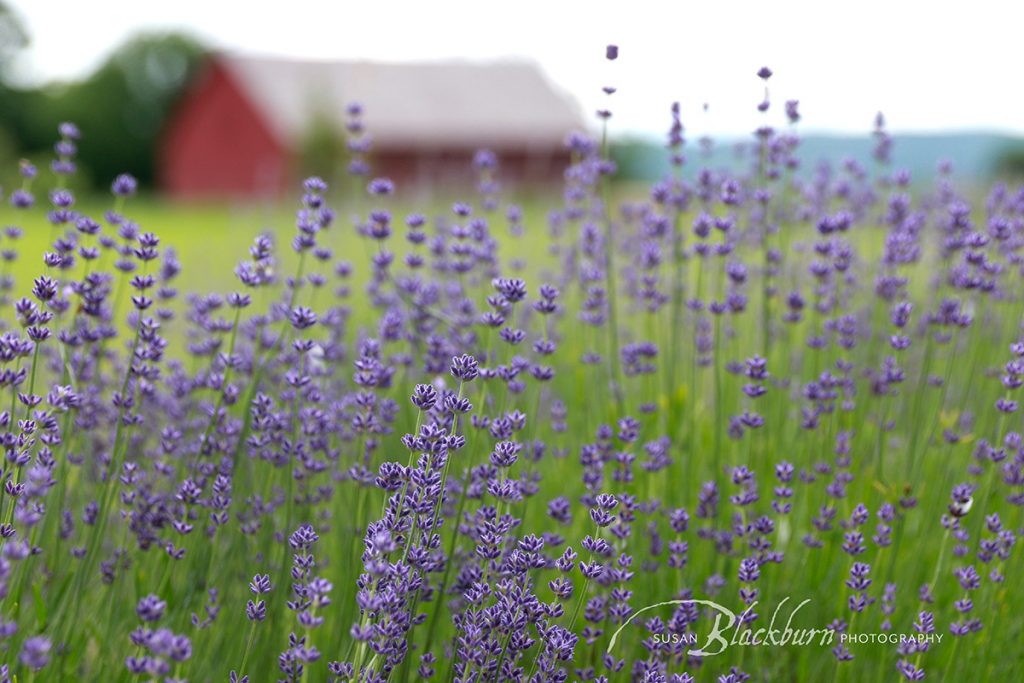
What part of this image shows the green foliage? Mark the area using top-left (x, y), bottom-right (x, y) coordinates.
top-left (992, 145), bottom-right (1024, 178)
top-left (0, 31), bottom-right (207, 190)
top-left (297, 110), bottom-right (347, 187)
top-left (610, 138), bottom-right (664, 181)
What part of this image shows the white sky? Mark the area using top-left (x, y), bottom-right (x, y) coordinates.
top-left (6, 0), bottom-right (1024, 138)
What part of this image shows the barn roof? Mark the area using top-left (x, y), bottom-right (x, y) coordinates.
top-left (217, 54), bottom-right (586, 150)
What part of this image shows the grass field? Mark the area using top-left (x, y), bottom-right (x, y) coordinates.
top-left (1, 135), bottom-right (1023, 683)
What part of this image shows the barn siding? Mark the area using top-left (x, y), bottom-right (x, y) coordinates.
top-left (159, 56), bottom-right (579, 198)
top-left (372, 147), bottom-right (572, 187)
top-left (158, 61), bottom-right (289, 199)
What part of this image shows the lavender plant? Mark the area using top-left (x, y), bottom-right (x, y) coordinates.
top-left (0, 46), bottom-right (1021, 683)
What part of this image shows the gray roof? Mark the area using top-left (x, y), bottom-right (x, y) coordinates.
top-left (219, 54), bottom-right (586, 150)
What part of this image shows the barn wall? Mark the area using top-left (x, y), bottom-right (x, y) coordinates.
top-left (160, 57), bottom-right (576, 198)
top-left (158, 61), bottom-right (289, 199)
top-left (372, 148), bottom-right (571, 188)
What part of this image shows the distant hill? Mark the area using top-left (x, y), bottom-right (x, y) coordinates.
top-left (612, 132), bottom-right (1024, 184)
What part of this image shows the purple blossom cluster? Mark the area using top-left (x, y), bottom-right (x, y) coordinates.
top-left (0, 48), bottom-right (1021, 683)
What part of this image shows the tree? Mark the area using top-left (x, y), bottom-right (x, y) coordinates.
top-left (993, 146), bottom-right (1024, 179)
top-left (0, 30), bottom-right (208, 189)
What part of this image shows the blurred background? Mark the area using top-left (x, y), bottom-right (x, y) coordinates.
top-left (2, 0), bottom-right (1024, 200)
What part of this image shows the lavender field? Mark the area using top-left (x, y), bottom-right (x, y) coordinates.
top-left (1, 55), bottom-right (1023, 683)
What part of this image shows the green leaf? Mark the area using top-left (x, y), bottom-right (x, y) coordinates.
top-left (32, 582), bottom-right (47, 629)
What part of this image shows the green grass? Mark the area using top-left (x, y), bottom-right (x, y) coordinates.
top-left (3, 187), bottom-right (1022, 682)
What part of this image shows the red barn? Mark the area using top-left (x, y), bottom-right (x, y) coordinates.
top-left (159, 54), bottom-right (585, 198)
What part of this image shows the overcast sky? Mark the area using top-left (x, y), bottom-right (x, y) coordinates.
top-left (7, 0), bottom-right (1024, 139)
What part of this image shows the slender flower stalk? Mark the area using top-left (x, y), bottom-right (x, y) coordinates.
top-left (0, 57), bottom-right (1022, 683)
